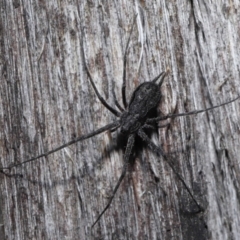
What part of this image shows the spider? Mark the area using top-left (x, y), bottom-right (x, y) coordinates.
top-left (0, 16), bottom-right (239, 228)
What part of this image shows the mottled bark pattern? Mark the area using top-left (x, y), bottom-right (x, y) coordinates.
top-left (0, 1), bottom-right (240, 240)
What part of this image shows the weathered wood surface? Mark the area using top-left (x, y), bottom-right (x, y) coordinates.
top-left (0, 1), bottom-right (240, 239)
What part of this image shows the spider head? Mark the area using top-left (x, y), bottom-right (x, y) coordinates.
top-left (152, 70), bottom-right (168, 86)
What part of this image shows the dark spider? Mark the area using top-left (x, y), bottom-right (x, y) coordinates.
top-left (0, 16), bottom-right (239, 228)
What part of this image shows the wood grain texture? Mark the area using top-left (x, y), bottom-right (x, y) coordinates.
top-left (0, 0), bottom-right (240, 239)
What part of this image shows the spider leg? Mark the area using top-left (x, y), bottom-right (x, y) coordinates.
top-left (112, 81), bottom-right (124, 112)
top-left (142, 123), bottom-right (169, 130)
top-left (137, 128), bottom-right (203, 212)
top-left (92, 133), bottom-right (135, 228)
top-left (0, 121), bottom-right (120, 171)
top-left (147, 95), bottom-right (240, 124)
top-left (157, 123), bottom-right (170, 128)
top-left (122, 14), bottom-right (138, 109)
top-left (81, 31), bottom-right (121, 117)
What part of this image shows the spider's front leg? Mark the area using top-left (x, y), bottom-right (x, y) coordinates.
top-left (146, 95), bottom-right (240, 124)
top-left (137, 128), bottom-right (203, 212)
top-left (92, 133), bottom-right (135, 228)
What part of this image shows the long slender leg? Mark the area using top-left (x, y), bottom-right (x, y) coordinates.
top-left (81, 30), bottom-right (121, 117)
top-left (92, 133), bottom-right (135, 228)
top-left (137, 128), bottom-right (203, 212)
top-left (0, 121), bottom-right (120, 171)
top-left (142, 123), bottom-right (169, 130)
top-left (122, 15), bottom-right (138, 108)
top-left (147, 95), bottom-right (240, 124)
top-left (112, 81), bottom-right (124, 112)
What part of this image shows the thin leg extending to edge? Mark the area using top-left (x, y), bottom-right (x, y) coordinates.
top-left (92, 133), bottom-right (135, 228)
top-left (0, 122), bottom-right (120, 171)
top-left (147, 95), bottom-right (240, 124)
top-left (137, 128), bottom-right (203, 212)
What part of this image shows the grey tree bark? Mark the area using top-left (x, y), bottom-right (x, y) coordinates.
top-left (0, 1), bottom-right (240, 239)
